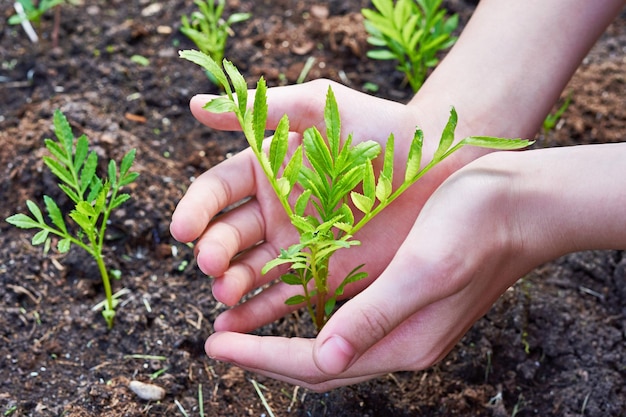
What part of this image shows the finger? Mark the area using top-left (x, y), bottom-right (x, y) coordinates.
top-left (190, 80), bottom-right (332, 133)
top-left (170, 148), bottom-right (257, 243)
top-left (209, 240), bottom-right (284, 307)
top-left (205, 332), bottom-right (383, 391)
top-left (312, 228), bottom-right (470, 376)
top-left (194, 198), bottom-right (265, 277)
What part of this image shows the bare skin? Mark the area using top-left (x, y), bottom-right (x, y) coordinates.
top-left (171, 0), bottom-right (625, 391)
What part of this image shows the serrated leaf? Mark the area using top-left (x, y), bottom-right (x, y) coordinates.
top-left (119, 172), bottom-right (139, 187)
top-left (5, 213), bottom-right (40, 229)
top-left (53, 109), bottom-right (74, 156)
top-left (120, 148), bottom-right (137, 176)
top-left (44, 139), bottom-right (70, 166)
top-left (76, 201), bottom-right (96, 218)
top-left (280, 273), bottom-right (302, 286)
top-left (111, 194), bottom-right (131, 210)
top-left (43, 195), bottom-right (67, 233)
top-left (382, 133), bottom-right (395, 181)
top-left (303, 127), bottom-right (333, 177)
top-left (351, 191), bottom-right (374, 214)
top-left (290, 214), bottom-right (317, 234)
top-left (285, 294), bottom-right (307, 306)
top-left (26, 200), bottom-right (44, 223)
top-left (179, 50), bottom-right (230, 94)
top-left (375, 174), bottom-right (393, 202)
top-left (324, 87), bottom-right (341, 160)
top-left (252, 77), bottom-right (268, 152)
top-left (459, 136), bottom-right (533, 150)
top-left (69, 210), bottom-right (93, 234)
top-left (294, 189), bottom-right (312, 217)
top-left (223, 59), bottom-right (248, 115)
top-left (330, 165), bottom-right (365, 209)
top-left (86, 177), bottom-right (103, 203)
top-left (433, 107), bottom-right (458, 160)
top-left (108, 159), bottom-right (117, 187)
top-left (203, 96), bottom-right (238, 114)
top-left (32, 229), bottom-right (49, 246)
top-left (43, 157), bottom-right (74, 187)
top-left (269, 115), bottom-right (289, 176)
top-left (283, 145), bottom-right (302, 188)
top-left (405, 128), bottom-right (423, 182)
top-left (57, 238), bottom-right (71, 253)
top-left (58, 184), bottom-right (80, 204)
top-left (74, 135), bottom-right (89, 172)
top-left (79, 152), bottom-right (98, 195)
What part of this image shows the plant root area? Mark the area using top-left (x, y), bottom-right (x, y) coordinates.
top-left (1, 1), bottom-right (625, 416)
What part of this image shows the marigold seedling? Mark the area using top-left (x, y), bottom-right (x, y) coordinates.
top-left (6, 110), bottom-right (139, 329)
top-left (180, 0), bottom-right (251, 66)
top-left (362, 0), bottom-right (458, 92)
top-left (180, 49), bottom-right (533, 331)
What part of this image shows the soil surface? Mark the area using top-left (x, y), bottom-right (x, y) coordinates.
top-left (1, 1), bottom-right (625, 416)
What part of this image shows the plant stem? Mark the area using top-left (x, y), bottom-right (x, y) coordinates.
top-left (94, 251), bottom-right (114, 328)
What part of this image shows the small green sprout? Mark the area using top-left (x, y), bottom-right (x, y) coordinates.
top-left (8, 0), bottom-right (64, 26)
top-left (6, 110), bottom-right (139, 329)
top-left (362, 0), bottom-right (458, 92)
top-left (180, 0), bottom-right (251, 66)
top-left (179, 49), bottom-right (533, 331)
top-left (542, 91), bottom-right (572, 137)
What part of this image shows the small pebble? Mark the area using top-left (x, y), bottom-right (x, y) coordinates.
top-left (129, 380), bottom-right (166, 401)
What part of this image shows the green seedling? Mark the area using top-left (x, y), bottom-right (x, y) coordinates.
top-left (180, 0), bottom-right (251, 66)
top-left (179, 49), bottom-right (533, 331)
top-left (6, 110), bottom-right (139, 329)
top-left (542, 91), bottom-right (572, 137)
top-left (9, 0), bottom-right (69, 47)
top-left (362, 0), bottom-right (458, 92)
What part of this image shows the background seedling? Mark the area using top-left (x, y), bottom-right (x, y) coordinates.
top-left (362, 0), bottom-right (458, 92)
top-left (542, 91), bottom-right (572, 138)
top-left (8, 0), bottom-right (71, 47)
top-left (180, 0), bottom-right (251, 66)
top-left (6, 110), bottom-right (139, 329)
top-left (180, 49), bottom-right (532, 331)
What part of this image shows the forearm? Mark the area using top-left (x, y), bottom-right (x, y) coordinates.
top-left (504, 143), bottom-right (626, 260)
top-left (411, 0), bottom-right (625, 142)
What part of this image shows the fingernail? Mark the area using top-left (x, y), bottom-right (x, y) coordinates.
top-left (317, 335), bottom-right (355, 375)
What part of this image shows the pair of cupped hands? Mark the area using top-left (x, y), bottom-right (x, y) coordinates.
top-left (170, 79), bottom-right (585, 391)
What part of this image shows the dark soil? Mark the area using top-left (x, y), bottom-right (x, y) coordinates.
top-left (1, 1), bottom-right (625, 416)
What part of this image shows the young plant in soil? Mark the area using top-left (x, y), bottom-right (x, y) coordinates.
top-left (362, 0), bottom-right (458, 92)
top-left (180, 49), bottom-right (533, 331)
top-left (5, 110), bottom-right (139, 329)
top-left (9, 0), bottom-right (67, 46)
top-left (180, 0), bottom-right (251, 66)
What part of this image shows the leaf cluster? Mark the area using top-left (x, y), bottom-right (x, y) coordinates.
top-left (5, 110), bottom-right (138, 328)
top-left (8, 0), bottom-right (65, 25)
top-left (180, 0), bottom-right (251, 65)
top-left (362, 0), bottom-right (458, 92)
top-left (179, 49), bottom-right (533, 331)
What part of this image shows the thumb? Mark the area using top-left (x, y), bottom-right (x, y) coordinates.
top-left (189, 79), bottom-right (336, 133)
top-left (312, 234), bottom-right (467, 375)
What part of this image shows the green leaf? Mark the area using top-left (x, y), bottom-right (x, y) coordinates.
top-left (330, 164), bottom-right (365, 209)
top-left (303, 128), bottom-right (334, 178)
top-left (283, 145), bottom-right (302, 188)
top-left (70, 210), bottom-right (93, 234)
top-left (381, 133), bottom-right (395, 181)
top-left (285, 294), bottom-right (307, 306)
top-left (351, 192), bottom-right (374, 214)
top-left (43, 195), bottom-right (67, 233)
top-left (43, 157), bottom-right (74, 187)
top-left (53, 109), bottom-right (74, 156)
top-left (58, 184), bottom-right (80, 204)
top-left (76, 201), bottom-right (97, 218)
top-left (433, 107), bottom-right (458, 160)
top-left (57, 238), bottom-right (71, 253)
top-left (223, 59), bottom-right (248, 115)
top-left (179, 50), bottom-right (230, 94)
top-left (280, 273), bottom-right (302, 286)
top-left (269, 115), bottom-right (289, 176)
top-left (459, 136), bottom-right (534, 150)
top-left (324, 297), bottom-right (336, 316)
top-left (111, 194), bottom-right (131, 210)
top-left (366, 49), bottom-right (398, 61)
top-left (203, 96), bottom-right (238, 114)
top-left (5, 213), bottom-right (40, 229)
top-left (405, 128), bottom-right (423, 182)
top-left (44, 139), bottom-right (70, 166)
top-left (119, 172), bottom-right (139, 187)
top-left (294, 189), bottom-right (312, 217)
top-left (276, 177), bottom-right (291, 198)
top-left (324, 87), bottom-right (341, 160)
top-left (74, 135), bottom-right (90, 172)
top-left (375, 174), bottom-right (393, 203)
top-left (86, 177), bottom-right (103, 203)
top-left (290, 213), bottom-right (317, 234)
top-left (252, 77), bottom-right (268, 152)
top-left (26, 200), bottom-right (44, 223)
top-left (80, 152), bottom-right (98, 194)
top-left (362, 160), bottom-right (376, 201)
top-left (120, 149), bottom-right (137, 176)
top-left (32, 229), bottom-right (49, 246)
top-left (108, 159), bottom-right (118, 188)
